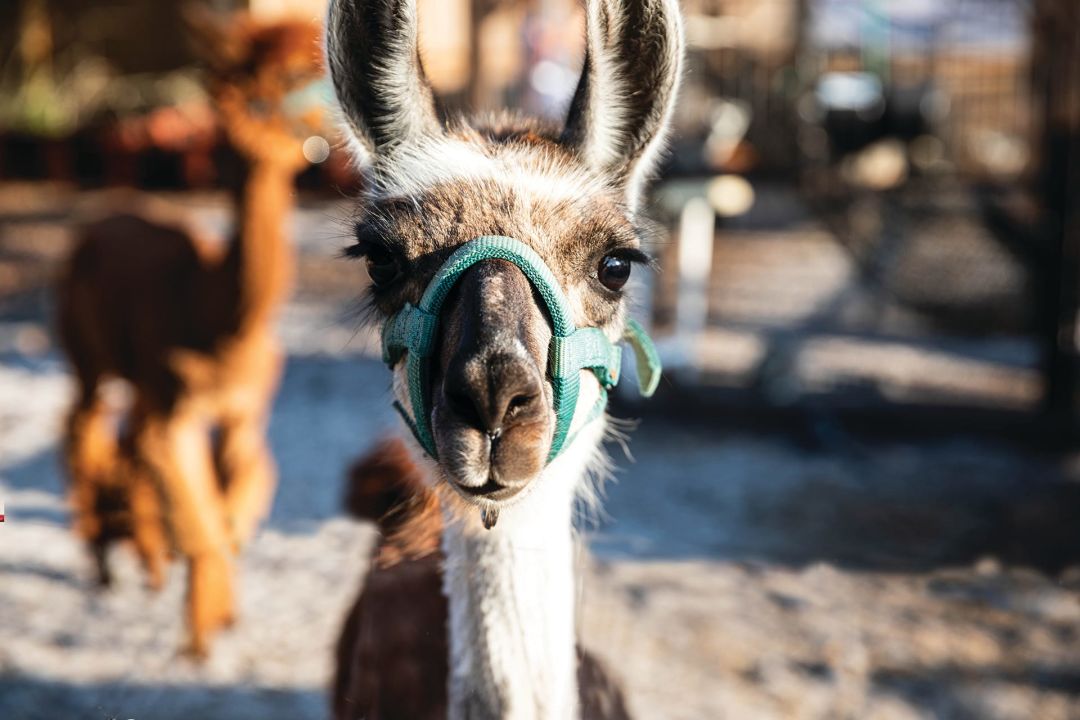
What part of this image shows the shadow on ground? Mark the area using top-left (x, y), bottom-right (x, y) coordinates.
top-left (0, 674), bottom-right (324, 720)
top-left (591, 420), bottom-right (1080, 573)
top-left (875, 664), bottom-right (1080, 718)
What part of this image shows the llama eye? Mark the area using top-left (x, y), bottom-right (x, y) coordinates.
top-left (365, 245), bottom-right (402, 287)
top-left (597, 255), bottom-right (631, 292)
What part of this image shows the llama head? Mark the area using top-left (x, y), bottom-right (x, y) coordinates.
top-left (329, 0), bottom-right (682, 513)
top-left (186, 8), bottom-right (328, 169)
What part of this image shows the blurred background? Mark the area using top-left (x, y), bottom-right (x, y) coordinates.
top-left (1, 0), bottom-right (1079, 718)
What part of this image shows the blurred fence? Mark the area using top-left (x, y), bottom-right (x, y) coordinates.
top-left (643, 0), bottom-right (1080, 438)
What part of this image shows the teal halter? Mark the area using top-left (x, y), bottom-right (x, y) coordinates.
top-left (381, 235), bottom-right (661, 462)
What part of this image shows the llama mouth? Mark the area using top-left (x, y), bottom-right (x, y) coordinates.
top-left (446, 471), bottom-right (537, 529)
top-left (449, 484), bottom-right (514, 531)
top-left (455, 477), bottom-right (525, 503)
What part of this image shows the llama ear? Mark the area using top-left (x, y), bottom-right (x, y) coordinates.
top-left (561, 0), bottom-right (684, 210)
top-left (325, 0), bottom-right (443, 163)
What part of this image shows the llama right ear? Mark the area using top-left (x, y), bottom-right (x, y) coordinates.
top-left (561, 0), bottom-right (684, 211)
top-left (325, 0), bottom-right (443, 163)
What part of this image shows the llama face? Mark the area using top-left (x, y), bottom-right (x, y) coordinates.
top-left (329, 0), bottom-right (683, 506)
top-left (352, 136), bottom-right (647, 496)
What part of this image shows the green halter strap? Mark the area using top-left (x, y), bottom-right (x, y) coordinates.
top-left (381, 235), bottom-right (661, 462)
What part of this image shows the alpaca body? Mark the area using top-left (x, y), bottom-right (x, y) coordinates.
top-left (58, 164), bottom-right (291, 657)
top-left (57, 15), bottom-right (323, 656)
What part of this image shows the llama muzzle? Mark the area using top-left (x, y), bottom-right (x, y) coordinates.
top-left (380, 236), bottom-right (662, 528)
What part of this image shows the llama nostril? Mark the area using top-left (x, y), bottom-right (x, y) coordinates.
top-left (445, 387), bottom-right (483, 429)
top-left (507, 393), bottom-right (536, 416)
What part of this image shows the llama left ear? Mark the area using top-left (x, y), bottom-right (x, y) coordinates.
top-left (324, 0), bottom-right (444, 165)
top-left (561, 0), bottom-right (684, 211)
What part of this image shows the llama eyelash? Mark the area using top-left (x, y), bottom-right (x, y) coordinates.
top-left (342, 241), bottom-right (367, 259)
top-left (342, 221), bottom-right (374, 258)
top-left (343, 224), bottom-right (401, 261)
top-left (605, 247), bottom-right (653, 267)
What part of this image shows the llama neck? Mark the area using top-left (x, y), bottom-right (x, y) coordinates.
top-left (441, 468), bottom-right (580, 720)
top-left (228, 160), bottom-right (296, 333)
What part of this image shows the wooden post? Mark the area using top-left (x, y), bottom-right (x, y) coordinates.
top-left (672, 196), bottom-right (716, 369)
top-left (1031, 0), bottom-right (1080, 428)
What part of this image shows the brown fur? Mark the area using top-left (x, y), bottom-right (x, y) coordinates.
top-left (56, 14), bottom-right (324, 657)
top-left (332, 439), bottom-right (632, 720)
top-left (342, 437), bottom-right (443, 568)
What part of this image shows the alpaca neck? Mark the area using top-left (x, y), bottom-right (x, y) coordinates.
top-left (227, 159), bottom-right (296, 334)
top-left (442, 468), bottom-right (581, 720)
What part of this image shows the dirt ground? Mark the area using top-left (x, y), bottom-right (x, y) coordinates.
top-left (1, 186), bottom-right (1079, 719)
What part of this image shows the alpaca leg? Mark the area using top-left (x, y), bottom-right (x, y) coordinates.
top-left (137, 410), bottom-right (235, 657)
top-left (217, 411), bottom-right (276, 550)
top-left (125, 458), bottom-right (170, 591)
top-left (128, 469), bottom-right (169, 591)
top-left (123, 410), bottom-right (169, 591)
top-left (188, 550), bottom-right (236, 643)
top-left (64, 390), bottom-right (118, 586)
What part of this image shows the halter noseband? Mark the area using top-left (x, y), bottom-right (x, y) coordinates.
top-left (381, 235), bottom-right (661, 462)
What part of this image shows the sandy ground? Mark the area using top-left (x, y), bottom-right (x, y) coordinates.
top-left (2, 188), bottom-right (1079, 719)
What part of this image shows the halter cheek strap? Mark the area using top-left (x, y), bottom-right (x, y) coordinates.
top-left (381, 235), bottom-right (661, 462)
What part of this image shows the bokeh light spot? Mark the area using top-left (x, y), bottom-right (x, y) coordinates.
top-left (303, 136), bottom-right (331, 164)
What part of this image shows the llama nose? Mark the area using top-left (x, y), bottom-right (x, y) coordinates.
top-left (444, 352), bottom-right (544, 436)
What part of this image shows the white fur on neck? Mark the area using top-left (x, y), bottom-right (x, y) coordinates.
top-left (441, 417), bottom-right (605, 720)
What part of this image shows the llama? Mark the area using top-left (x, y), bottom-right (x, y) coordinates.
top-left (325, 0), bottom-right (683, 716)
top-left (56, 14), bottom-right (325, 657)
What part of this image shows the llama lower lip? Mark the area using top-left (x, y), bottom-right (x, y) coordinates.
top-left (456, 478), bottom-right (523, 503)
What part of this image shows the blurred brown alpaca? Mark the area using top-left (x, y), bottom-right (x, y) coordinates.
top-left (55, 12), bottom-right (325, 657)
top-left (332, 439), bottom-right (632, 720)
